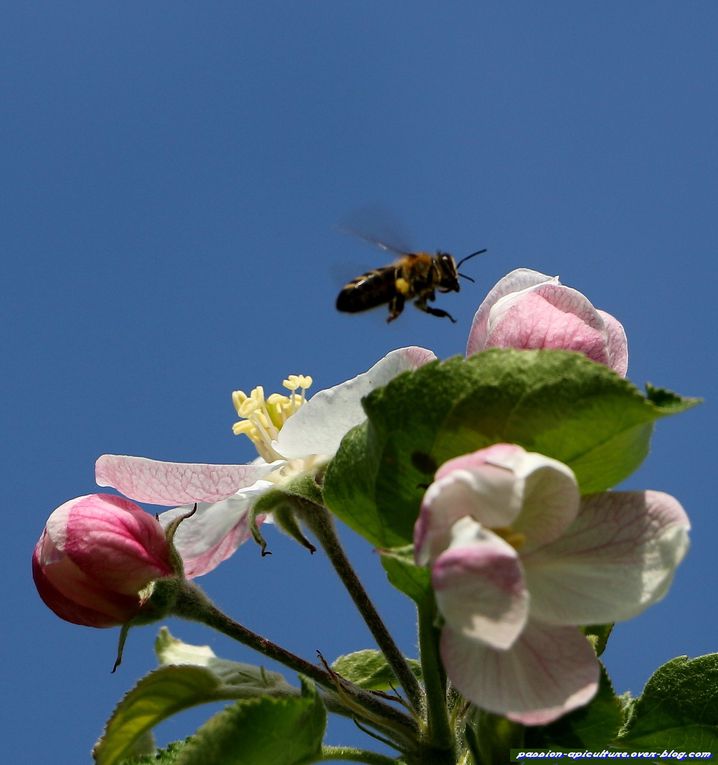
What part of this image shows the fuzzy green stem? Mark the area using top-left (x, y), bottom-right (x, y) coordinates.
top-left (301, 502), bottom-right (424, 714)
top-left (169, 579), bottom-right (418, 745)
top-left (417, 594), bottom-right (453, 754)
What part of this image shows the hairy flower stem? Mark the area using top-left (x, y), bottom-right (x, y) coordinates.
top-left (170, 579), bottom-right (418, 745)
top-left (300, 502), bottom-right (425, 714)
top-left (417, 594), bottom-right (453, 754)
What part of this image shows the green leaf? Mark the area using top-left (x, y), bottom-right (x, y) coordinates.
top-left (118, 739), bottom-right (189, 764)
top-left (332, 649), bottom-right (421, 690)
top-left (94, 631), bottom-right (296, 765)
top-left (94, 666), bottom-right (232, 765)
top-left (324, 350), bottom-right (698, 548)
top-left (525, 663), bottom-right (623, 749)
top-left (617, 654), bottom-right (718, 750)
top-left (174, 678), bottom-right (326, 765)
top-left (645, 383), bottom-right (701, 412)
top-left (379, 547), bottom-right (431, 605)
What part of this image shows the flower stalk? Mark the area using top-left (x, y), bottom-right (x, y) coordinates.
top-left (299, 500), bottom-right (425, 715)
top-left (416, 593), bottom-right (452, 754)
top-left (168, 577), bottom-right (419, 746)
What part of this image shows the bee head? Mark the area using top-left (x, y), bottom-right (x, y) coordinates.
top-left (435, 248), bottom-right (486, 292)
top-left (435, 252), bottom-right (461, 293)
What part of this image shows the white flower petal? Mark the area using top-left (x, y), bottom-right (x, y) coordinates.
top-left (159, 482), bottom-right (272, 578)
top-left (275, 346), bottom-right (436, 459)
top-left (509, 451), bottom-right (580, 551)
top-left (523, 491), bottom-right (690, 625)
top-left (441, 620), bottom-right (599, 725)
top-left (433, 519), bottom-right (528, 650)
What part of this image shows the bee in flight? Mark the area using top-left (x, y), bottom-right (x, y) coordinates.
top-left (336, 234), bottom-right (487, 323)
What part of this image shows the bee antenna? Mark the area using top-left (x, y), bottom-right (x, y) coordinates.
top-left (456, 248), bottom-right (487, 268)
top-left (458, 273), bottom-right (475, 282)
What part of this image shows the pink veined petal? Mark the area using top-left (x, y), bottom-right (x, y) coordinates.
top-left (485, 286), bottom-right (611, 365)
top-left (467, 269), bottom-right (559, 356)
top-left (440, 620), bottom-right (599, 725)
top-left (275, 346), bottom-right (436, 459)
top-left (433, 520), bottom-right (528, 650)
top-left (434, 444), bottom-right (525, 481)
top-left (63, 494), bottom-right (173, 592)
top-left (32, 534), bottom-right (143, 627)
top-left (415, 461), bottom-right (524, 566)
top-left (510, 452), bottom-right (580, 552)
top-left (95, 454), bottom-right (278, 506)
top-left (523, 491), bottom-right (690, 625)
top-left (158, 483), bottom-right (271, 578)
top-left (597, 309), bottom-right (629, 377)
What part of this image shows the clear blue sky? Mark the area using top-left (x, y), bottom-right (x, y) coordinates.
top-left (4, 4), bottom-right (716, 762)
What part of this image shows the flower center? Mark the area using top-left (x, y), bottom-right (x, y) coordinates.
top-left (493, 526), bottom-right (526, 551)
top-left (232, 375), bottom-right (313, 463)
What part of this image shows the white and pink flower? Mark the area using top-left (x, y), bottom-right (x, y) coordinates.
top-left (414, 444), bottom-right (689, 724)
top-left (466, 269), bottom-right (628, 376)
top-left (94, 346), bottom-right (436, 578)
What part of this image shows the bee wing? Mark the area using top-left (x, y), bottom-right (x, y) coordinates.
top-left (337, 227), bottom-right (405, 256)
top-left (338, 206), bottom-right (414, 257)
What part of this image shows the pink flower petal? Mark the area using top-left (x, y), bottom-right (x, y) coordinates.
top-left (467, 269), bottom-right (558, 356)
top-left (441, 620), bottom-right (599, 725)
top-left (158, 484), bottom-right (271, 578)
top-left (275, 346), bottom-right (436, 460)
top-left (95, 454), bottom-right (276, 506)
top-left (523, 491), bottom-right (690, 625)
top-left (62, 494), bottom-right (173, 592)
top-left (33, 533), bottom-right (143, 627)
top-left (598, 310), bottom-right (629, 376)
top-left (416, 446), bottom-right (579, 563)
top-left (486, 286), bottom-right (611, 365)
top-left (433, 520), bottom-right (528, 650)
top-left (415, 457), bottom-right (523, 565)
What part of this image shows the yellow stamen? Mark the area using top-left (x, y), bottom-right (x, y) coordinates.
top-left (493, 526), bottom-right (526, 551)
top-left (232, 374), bottom-right (313, 462)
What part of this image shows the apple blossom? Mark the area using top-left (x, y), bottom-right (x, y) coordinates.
top-left (414, 444), bottom-right (689, 724)
top-left (95, 346), bottom-right (436, 577)
top-left (33, 494), bottom-right (174, 628)
top-left (466, 269), bottom-right (628, 376)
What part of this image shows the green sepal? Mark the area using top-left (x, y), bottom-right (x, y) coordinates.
top-left (252, 473), bottom-right (325, 554)
top-left (331, 649), bottom-right (422, 691)
top-left (379, 546), bottom-right (431, 605)
top-left (324, 350), bottom-right (699, 548)
top-left (164, 504), bottom-right (198, 577)
top-left (465, 707), bottom-right (525, 765)
top-left (582, 623), bottom-right (614, 657)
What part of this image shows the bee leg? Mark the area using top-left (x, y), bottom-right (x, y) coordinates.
top-left (426, 306), bottom-right (457, 323)
top-left (387, 294), bottom-right (405, 323)
top-left (413, 297), bottom-right (457, 323)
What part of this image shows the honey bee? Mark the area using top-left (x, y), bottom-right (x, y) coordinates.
top-left (336, 235), bottom-right (486, 323)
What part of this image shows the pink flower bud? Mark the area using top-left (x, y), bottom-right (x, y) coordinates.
top-left (32, 494), bottom-right (174, 628)
top-left (467, 269), bottom-right (628, 376)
